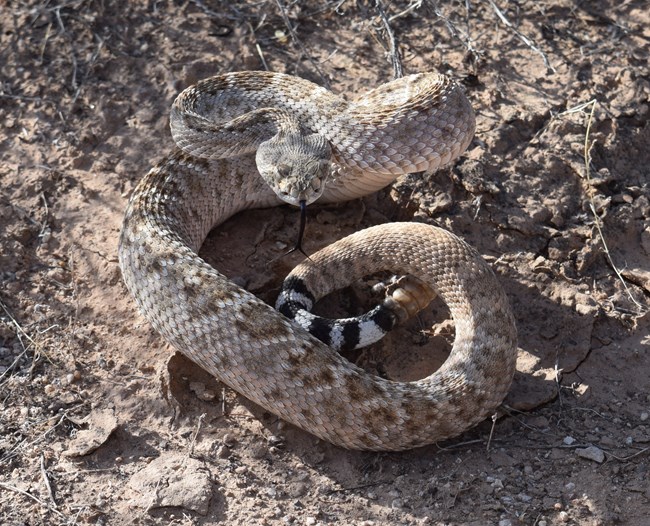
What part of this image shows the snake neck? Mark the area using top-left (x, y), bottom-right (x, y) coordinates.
top-left (119, 150), bottom-right (279, 256)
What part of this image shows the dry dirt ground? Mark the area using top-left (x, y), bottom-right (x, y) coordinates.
top-left (1, 1), bottom-right (649, 525)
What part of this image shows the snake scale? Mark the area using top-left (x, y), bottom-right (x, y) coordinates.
top-left (118, 71), bottom-right (517, 450)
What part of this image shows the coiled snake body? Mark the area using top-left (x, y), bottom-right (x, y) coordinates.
top-left (119, 72), bottom-right (517, 451)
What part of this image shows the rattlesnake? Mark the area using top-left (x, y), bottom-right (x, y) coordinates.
top-left (118, 71), bottom-right (517, 451)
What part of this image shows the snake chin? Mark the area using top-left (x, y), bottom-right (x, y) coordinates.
top-left (256, 132), bottom-right (332, 206)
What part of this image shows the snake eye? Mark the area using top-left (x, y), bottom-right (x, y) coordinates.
top-left (277, 163), bottom-right (291, 178)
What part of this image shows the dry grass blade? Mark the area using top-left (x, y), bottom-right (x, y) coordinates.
top-left (563, 100), bottom-right (645, 314)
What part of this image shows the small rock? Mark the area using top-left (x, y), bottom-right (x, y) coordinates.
top-left (189, 381), bottom-right (217, 401)
top-left (641, 412), bottom-right (649, 422)
top-left (128, 453), bottom-right (212, 515)
top-left (287, 482), bottom-right (309, 498)
top-left (563, 436), bottom-right (575, 445)
top-left (575, 445), bottom-right (605, 463)
top-left (600, 435), bottom-right (617, 447)
top-left (222, 433), bottom-right (236, 447)
top-left (391, 498), bottom-right (403, 509)
top-left (64, 408), bottom-right (119, 457)
top-left (250, 443), bottom-right (268, 459)
top-left (490, 478), bottom-right (504, 490)
top-left (498, 520), bottom-right (512, 526)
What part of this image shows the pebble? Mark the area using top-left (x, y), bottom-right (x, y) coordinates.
top-left (287, 482), bottom-right (309, 498)
top-left (498, 520), bottom-right (512, 526)
top-left (641, 412), bottom-right (649, 422)
top-left (250, 443), bottom-right (268, 459)
top-left (65, 370), bottom-right (81, 384)
top-left (189, 381), bottom-right (217, 401)
top-left (600, 435), bottom-right (617, 447)
top-left (576, 445), bottom-right (605, 463)
top-left (563, 436), bottom-right (575, 445)
top-left (518, 493), bottom-right (533, 503)
top-left (222, 433), bottom-right (236, 447)
top-left (489, 478), bottom-right (504, 490)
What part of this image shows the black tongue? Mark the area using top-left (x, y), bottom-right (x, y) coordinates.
top-left (287, 200), bottom-right (309, 258)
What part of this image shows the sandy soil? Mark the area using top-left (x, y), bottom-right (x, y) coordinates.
top-left (1, 1), bottom-right (649, 524)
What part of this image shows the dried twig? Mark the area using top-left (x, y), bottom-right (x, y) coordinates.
top-left (187, 413), bottom-right (206, 457)
top-left (0, 298), bottom-right (39, 383)
top-left (0, 482), bottom-right (67, 519)
top-left (275, 0), bottom-right (330, 87)
top-left (0, 410), bottom-right (78, 464)
top-left (605, 447), bottom-right (650, 462)
top-left (374, 0), bottom-right (404, 79)
top-left (562, 100), bottom-right (644, 312)
top-left (487, 0), bottom-right (556, 73)
top-left (486, 412), bottom-right (498, 452)
top-left (40, 454), bottom-right (58, 508)
top-left (52, 6), bottom-right (78, 94)
top-left (255, 42), bottom-right (270, 71)
top-left (388, 0), bottom-right (423, 22)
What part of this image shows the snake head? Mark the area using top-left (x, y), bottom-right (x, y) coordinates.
top-left (256, 132), bottom-right (332, 206)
